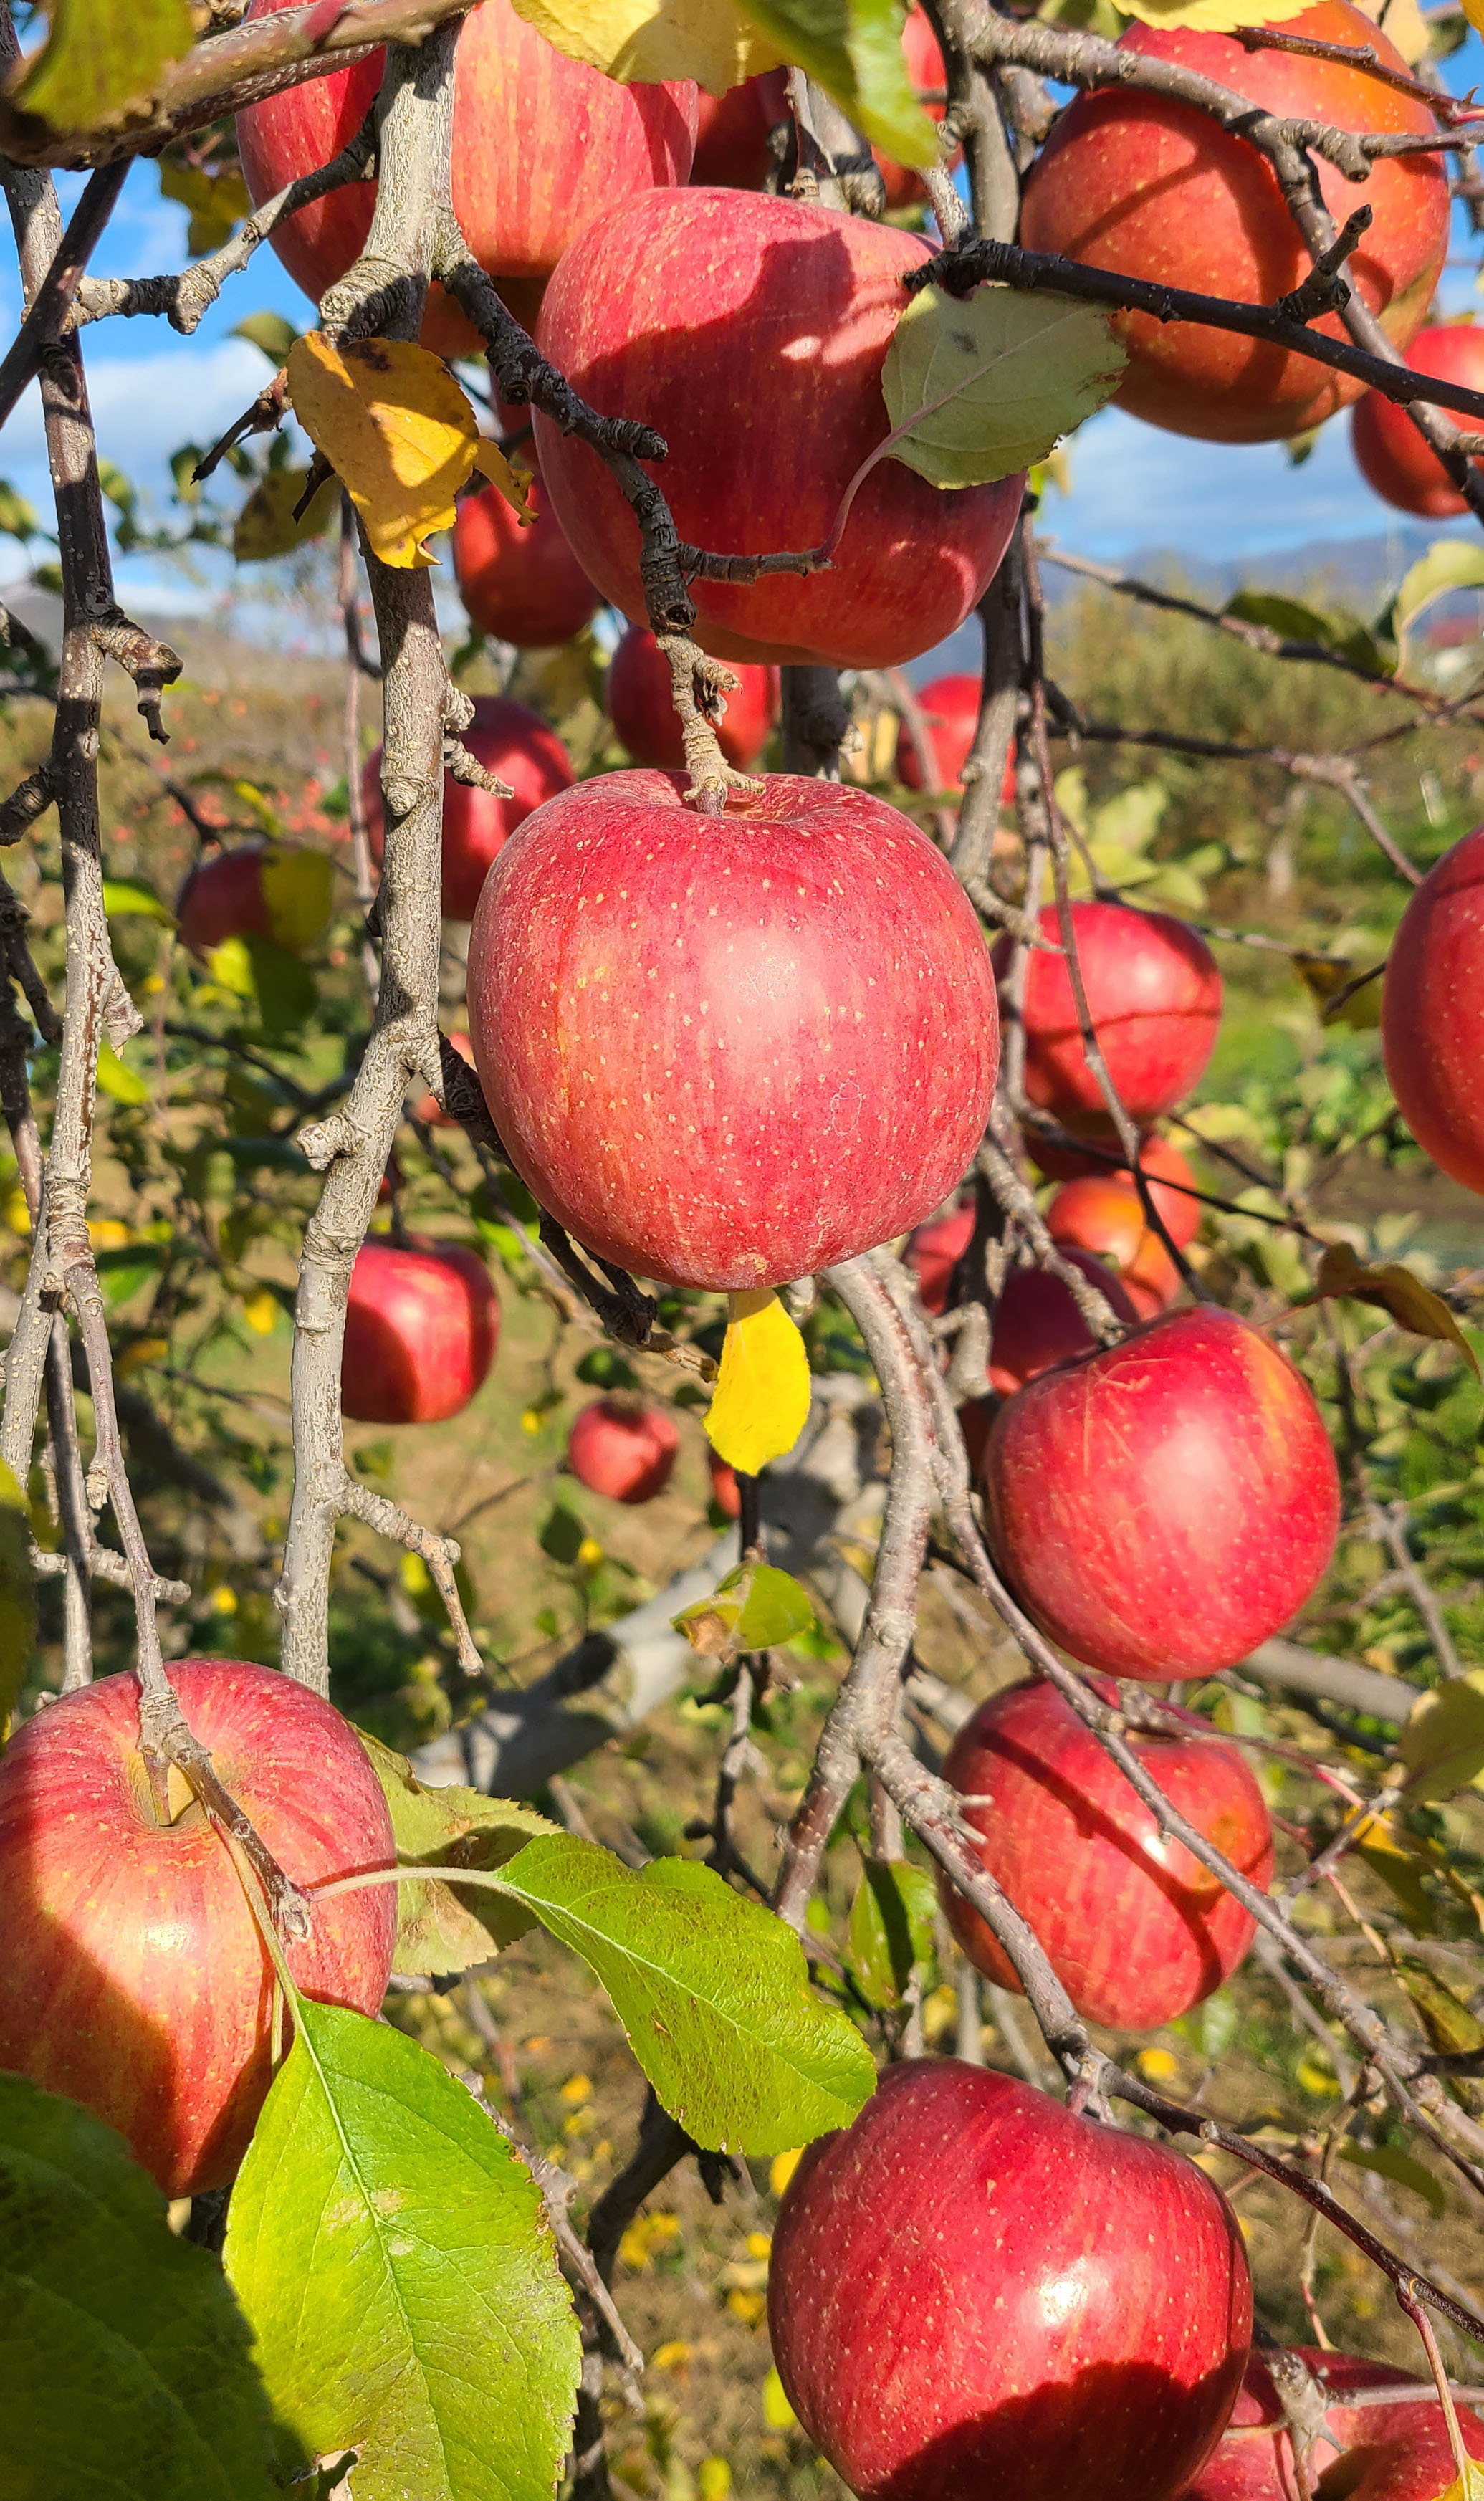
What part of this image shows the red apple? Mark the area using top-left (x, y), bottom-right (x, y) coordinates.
top-left (466, 770), bottom-right (1000, 1291)
top-left (769, 2060), bottom-right (1251, 2501)
top-left (997, 901), bottom-right (1222, 1129)
top-left (708, 1448), bottom-right (742, 1518)
top-left (907, 1197), bottom-right (974, 1315)
top-left (236, 0), bottom-right (697, 358)
top-left (984, 1306), bottom-right (1340, 1680)
top-left (691, 70), bottom-right (789, 187)
top-left (606, 626), bottom-right (779, 773)
top-left (363, 694), bottom-right (573, 923)
top-left (1048, 1172), bottom-right (1183, 1318)
top-left (0, 1658), bottom-right (395, 2197)
top-left (452, 474), bottom-right (599, 650)
top-left (343, 1235), bottom-right (499, 1424)
top-left (1352, 325), bottom-right (1484, 519)
top-left (532, 190), bottom-right (1024, 670)
top-left (1183, 2348), bottom-right (1484, 2501)
top-left (1018, 2), bottom-right (1447, 444)
top-left (568, 1397), bottom-right (679, 1503)
top-left (1382, 823), bottom-right (1484, 1194)
top-left (873, 6), bottom-right (957, 210)
top-left (176, 839), bottom-right (330, 957)
top-left (990, 1248), bottom-right (1140, 1394)
top-left (939, 1676), bottom-right (1273, 2028)
top-left (895, 674), bottom-right (1010, 797)
top-left (1028, 1131), bottom-right (1205, 1245)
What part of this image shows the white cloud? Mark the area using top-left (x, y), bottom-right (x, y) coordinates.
top-left (0, 336), bottom-right (272, 494)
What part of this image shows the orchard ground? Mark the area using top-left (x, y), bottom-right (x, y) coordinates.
top-left (8, 584), bottom-right (1484, 2495)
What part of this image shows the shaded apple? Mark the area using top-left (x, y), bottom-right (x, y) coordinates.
top-left (690, 70), bottom-right (789, 187)
top-left (997, 900), bottom-right (1222, 1128)
top-left (343, 1235), bottom-right (499, 1425)
top-left (1182, 2347), bottom-right (1484, 2501)
top-left (1028, 1131), bottom-right (1205, 1247)
top-left (1381, 821), bottom-right (1484, 1193)
top-left (363, 693), bottom-right (573, 923)
top-left (708, 1448), bottom-right (742, 1519)
top-left (896, 674), bottom-right (1017, 798)
top-left (1019, 2), bottom-right (1447, 443)
top-left (939, 1676), bottom-right (1273, 2027)
top-left (1352, 324), bottom-right (1484, 519)
top-left (907, 1197), bottom-right (975, 1315)
top-left (769, 2059), bottom-right (1251, 2501)
top-left (983, 1306), bottom-right (1340, 1679)
top-left (533, 189), bottom-right (1023, 670)
top-left (989, 1249), bottom-right (1140, 1394)
top-left (606, 626), bottom-right (779, 772)
top-left (568, 1397), bottom-right (679, 1503)
top-left (466, 770), bottom-right (1000, 1291)
top-left (236, 0), bottom-right (697, 358)
top-left (452, 474), bottom-right (599, 651)
top-left (1048, 1172), bottom-right (1183, 1319)
top-left (0, 1658), bottom-right (395, 2196)
top-left (176, 838), bottom-right (332, 957)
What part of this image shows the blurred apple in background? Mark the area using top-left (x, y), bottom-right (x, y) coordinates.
top-left (342, 1236), bottom-right (499, 1424)
top-left (453, 474), bottom-right (599, 651)
top-left (363, 694), bottom-right (573, 922)
top-left (568, 1398), bottom-right (679, 1503)
top-left (606, 626), bottom-right (779, 771)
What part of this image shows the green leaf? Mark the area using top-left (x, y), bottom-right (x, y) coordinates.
top-left (1401, 1669), bottom-right (1484, 1801)
top-left (103, 876), bottom-right (172, 924)
top-left (488, 1833), bottom-right (877, 2153)
top-left (356, 1731), bottom-right (555, 1976)
top-left (95, 1242), bottom-right (166, 1310)
top-left (1337, 2138), bottom-right (1446, 2217)
top-left (0, 479), bottom-right (39, 540)
top-left (673, 1562), bottom-right (815, 1660)
top-left (232, 468), bottom-right (336, 564)
top-left (881, 285), bottom-right (1126, 489)
top-left (97, 1039), bottom-right (149, 1106)
top-left (1224, 590), bottom-right (1340, 644)
top-left (1394, 1955), bottom-right (1484, 2058)
top-left (539, 1501), bottom-right (586, 1564)
top-left (158, 158), bottom-right (250, 256)
top-left (9, 0), bottom-right (194, 133)
top-left (734, 0), bottom-right (937, 164)
top-left (213, 934), bottom-right (318, 1042)
top-left (0, 1458), bottom-right (34, 1732)
top-left (0, 2071), bottom-right (278, 2497)
top-left (1386, 539), bottom-right (1484, 654)
top-left (224, 2001), bottom-right (579, 2501)
top-left (231, 311), bottom-right (302, 368)
top-left (848, 1857), bottom-right (937, 2009)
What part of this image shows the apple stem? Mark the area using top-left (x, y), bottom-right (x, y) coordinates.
top-left (1397, 2276), bottom-right (1475, 2491)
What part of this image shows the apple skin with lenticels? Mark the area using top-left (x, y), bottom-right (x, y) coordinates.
top-left (465, 770), bottom-right (1000, 1292)
top-left (236, 0), bottom-right (697, 356)
top-left (982, 1305), bottom-right (1340, 1680)
top-left (452, 474), bottom-right (599, 652)
top-left (532, 188), bottom-right (1023, 671)
top-left (1181, 2347), bottom-right (1484, 2501)
top-left (1351, 324), bottom-right (1484, 519)
top-left (342, 1236), bottom-right (499, 1425)
top-left (1018, 2), bottom-right (1447, 444)
top-left (939, 1676), bottom-right (1273, 2028)
top-left (996, 901), bottom-right (1222, 1130)
top-left (0, 1658), bottom-right (396, 2198)
top-left (1381, 823), bottom-right (1484, 1195)
top-left (767, 2059), bottom-right (1252, 2501)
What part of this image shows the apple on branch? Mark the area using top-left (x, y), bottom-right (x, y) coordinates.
top-left (362, 694), bottom-right (573, 924)
top-left (341, 1236), bottom-right (500, 1426)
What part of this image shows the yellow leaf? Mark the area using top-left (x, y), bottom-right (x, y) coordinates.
top-left (259, 843), bottom-right (335, 954)
top-left (241, 1290), bottom-right (279, 1337)
top-left (762, 2366), bottom-right (798, 2430)
top-left (1303, 1241), bottom-right (1481, 1378)
top-left (1291, 950), bottom-right (1384, 1031)
top-left (509, 0), bottom-right (780, 91)
top-left (471, 436), bottom-right (535, 522)
top-left (285, 333), bottom-right (483, 570)
top-left (1114, 0), bottom-right (1314, 27)
top-left (768, 2148), bottom-right (801, 2199)
top-left (115, 1335), bottom-right (168, 1377)
top-left (1403, 1670), bottom-right (1484, 1802)
top-left (705, 1290), bottom-right (811, 1476)
top-left (1354, 0), bottom-right (1431, 59)
top-left (1433, 2471), bottom-right (1484, 2501)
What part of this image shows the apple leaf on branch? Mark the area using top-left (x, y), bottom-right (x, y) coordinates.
top-left (881, 286), bottom-right (1128, 489)
top-left (231, 469), bottom-right (337, 565)
top-left (1401, 1671), bottom-right (1484, 1804)
top-left (673, 1561), bottom-right (816, 1660)
top-left (735, 0), bottom-right (938, 163)
top-left (0, 2071), bottom-right (279, 2498)
top-left (357, 1730), bottom-right (556, 1974)
top-left (1297, 1243), bottom-right (1481, 1378)
top-left (1381, 538), bottom-right (1484, 675)
top-left (481, 1833), bottom-right (877, 2153)
top-left (705, 1288), bottom-right (812, 1474)
top-left (848, 1858), bottom-right (937, 2009)
top-left (508, 0), bottom-right (781, 92)
top-left (1336, 2139), bottom-right (1446, 2219)
top-left (286, 335), bottom-right (489, 571)
top-left (224, 2002), bottom-right (579, 2501)
top-left (4, 0), bottom-right (194, 135)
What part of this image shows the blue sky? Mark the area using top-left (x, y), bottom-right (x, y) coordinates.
top-left (1, 27), bottom-right (1482, 613)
